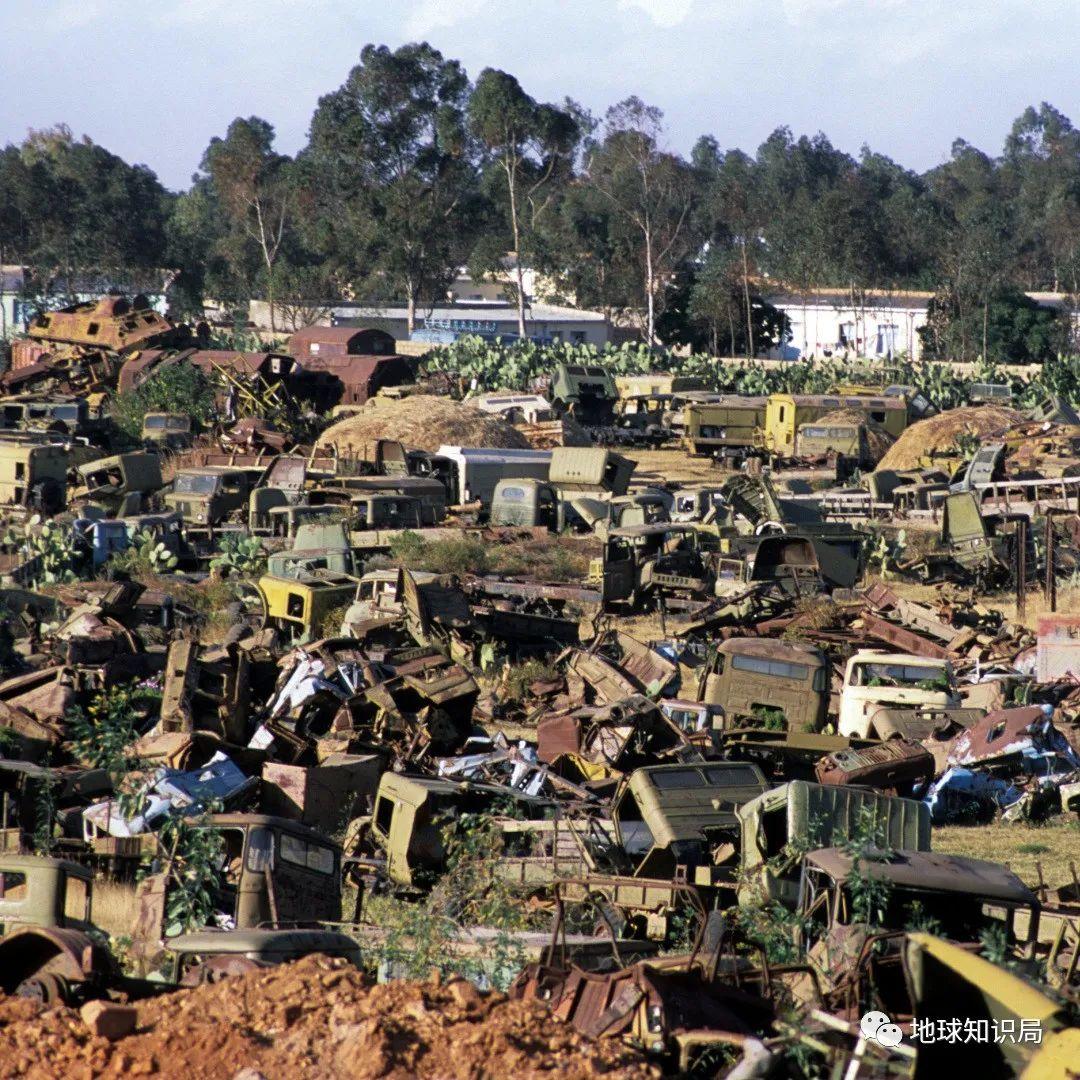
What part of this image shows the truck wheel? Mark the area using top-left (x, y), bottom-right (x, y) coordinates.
top-left (16, 972), bottom-right (68, 1006)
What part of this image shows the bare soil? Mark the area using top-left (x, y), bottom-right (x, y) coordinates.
top-left (0, 955), bottom-right (657, 1080)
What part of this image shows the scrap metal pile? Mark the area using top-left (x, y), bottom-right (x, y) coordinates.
top-left (0, 310), bottom-right (1079, 1075)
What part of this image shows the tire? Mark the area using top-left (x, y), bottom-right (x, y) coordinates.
top-left (16, 972), bottom-right (68, 1006)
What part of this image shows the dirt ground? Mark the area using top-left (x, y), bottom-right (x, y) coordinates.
top-left (0, 955), bottom-right (657, 1080)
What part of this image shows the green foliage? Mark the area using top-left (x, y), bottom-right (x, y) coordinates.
top-left (67, 682), bottom-right (161, 771)
top-left (362, 811), bottom-right (535, 989)
top-left (920, 289), bottom-right (1068, 364)
top-left (158, 814), bottom-right (226, 938)
top-left (112, 360), bottom-right (216, 441)
top-left (839, 807), bottom-right (895, 928)
top-left (749, 704), bottom-right (787, 731)
top-left (209, 532), bottom-right (266, 577)
top-left (32, 756), bottom-right (58, 856)
top-left (865, 527), bottom-right (907, 580)
top-left (109, 529), bottom-right (179, 576)
top-left (2, 515), bottom-right (81, 587)
top-left (498, 658), bottom-right (560, 701)
top-left (388, 531), bottom-right (489, 575)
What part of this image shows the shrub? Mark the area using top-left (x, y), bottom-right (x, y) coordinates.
top-left (112, 360), bottom-right (217, 441)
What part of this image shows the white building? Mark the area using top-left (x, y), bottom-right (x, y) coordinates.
top-left (330, 301), bottom-right (612, 346)
top-left (764, 287), bottom-right (932, 361)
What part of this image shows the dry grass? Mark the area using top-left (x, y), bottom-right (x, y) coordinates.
top-left (876, 405), bottom-right (1022, 471)
top-left (92, 878), bottom-right (141, 939)
top-left (316, 395), bottom-right (530, 455)
top-left (934, 818), bottom-right (1080, 890)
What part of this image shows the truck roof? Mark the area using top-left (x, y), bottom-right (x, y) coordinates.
top-left (627, 762), bottom-right (769, 844)
top-left (847, 650), bottom-right (950, 668)
top-left (717, 637), bottom-right (825, 662)
top-left (436, 445), bottom-right (553, 463)
top-left (0, 854), bottom-right (94, 881)
top-left (804, 848), bottom-right (1036, 905)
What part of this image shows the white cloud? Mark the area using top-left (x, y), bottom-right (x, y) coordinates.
top-left (617, 0), bottom-right (694, 29)
top-left (404, 0), bottom-right (493, 36)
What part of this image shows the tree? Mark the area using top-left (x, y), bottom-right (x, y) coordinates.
top-left (306, 43), bottom-right (475, 332)
top-left (0, 126), bottom-right (169, 309)
top-left (657, 255), bottom-right (789, 357)
top-left (694, 144), bottom-right (764, 356)
top-left (468, 69), bottom-right (580, 337)
top-left (584, 98), bottom-right (697, 344)
top-left (924, 140), bottom-right (1017, 360)
top-left (201, 117), bottom-right (294, 331)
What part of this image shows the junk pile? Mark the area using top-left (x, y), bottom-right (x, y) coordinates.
top-left (3, 312), bottom-right (1080, 1075)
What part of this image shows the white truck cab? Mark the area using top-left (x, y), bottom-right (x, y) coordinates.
top-left (839, 650), bottom-right (957, 739)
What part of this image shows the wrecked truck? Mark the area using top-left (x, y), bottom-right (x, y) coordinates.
top-left (838, 650), bottom-right (957, 739)
top-left (736, 780), bottom-right (931, 909)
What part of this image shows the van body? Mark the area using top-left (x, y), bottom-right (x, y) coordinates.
top-left (683, 397), bottom-right (767, 458)
top-left (763, 394), bottom-right (908, 457)
top-left (471, 392), bottom-right (555, 423)
top-left (839, 650), bottom-right (957, 738)
top-left (548, 447), bottom-right (634, 495)
top-left (697, 638), bottom-right (829, 732)
top-left (434, 445), bottom-right (551, 508)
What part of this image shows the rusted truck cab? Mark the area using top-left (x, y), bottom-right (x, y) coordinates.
top-left (0, 854), bottom-right (113, 1004)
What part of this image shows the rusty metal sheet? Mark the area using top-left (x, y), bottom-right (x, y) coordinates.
top-left (946, 706), bottom-right (1050, 768)
top-left (536, 715), bottom-right (582, 764)
top-left (815, 739), bottom-right (934, 791)
top-left (565, 651), bottom-right (637, 704)
top-left (859, 611), bottom-right (949, 660)
top-left (614, 632), bottom-right (677, 696)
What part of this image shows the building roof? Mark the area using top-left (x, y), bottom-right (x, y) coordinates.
top-left (329, 302), bottom-right (608, 324)
top-left (764, 287), bottom-right (934, 309)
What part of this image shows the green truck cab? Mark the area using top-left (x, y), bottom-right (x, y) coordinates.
top-left (142, 412), bottom-right (193, 449)
top-left (166, 466), bottom-right (259, 529)
top-left (696, 637), bottom-right (829, 733)
top-left (257, 570), bottom-right (361, 642)
top-left (736, 781), bottom-right (931, 909)
top-left (0, 855), bottom-right (113, 1003)
top-left (590, 523), bottom-right (712, 606)
top-left (550, 362), bottom-right (617, 425)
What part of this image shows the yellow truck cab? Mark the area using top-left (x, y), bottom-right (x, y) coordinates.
top-left (763, 393), bottom-right (908, 458)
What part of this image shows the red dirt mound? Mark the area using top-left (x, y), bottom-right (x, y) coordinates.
top-left (0, 955), bottom-right (657, 1080)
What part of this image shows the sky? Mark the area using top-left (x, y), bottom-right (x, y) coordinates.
top-left (1, 0), bottom-right (1078, 191)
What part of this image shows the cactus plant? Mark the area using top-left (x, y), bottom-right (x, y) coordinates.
top-left (2, 515), bottom-right (81, 587)
top-left (209, 532), bottom-right (266, 577)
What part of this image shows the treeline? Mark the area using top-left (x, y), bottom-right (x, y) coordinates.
top-left (3, 43), bottom-right (1080, 362)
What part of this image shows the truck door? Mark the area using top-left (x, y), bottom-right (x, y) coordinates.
top-left (602, 538), bottom-right (636, 602)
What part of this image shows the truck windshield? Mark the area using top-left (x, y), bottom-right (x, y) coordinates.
top-left (174, 474), bottom-right (218, 495)
top-left (852, 661), bottom-right (947, 689)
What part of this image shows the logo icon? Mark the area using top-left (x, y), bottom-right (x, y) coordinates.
top-left (861, 1010), bottom-right (903, 1048)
